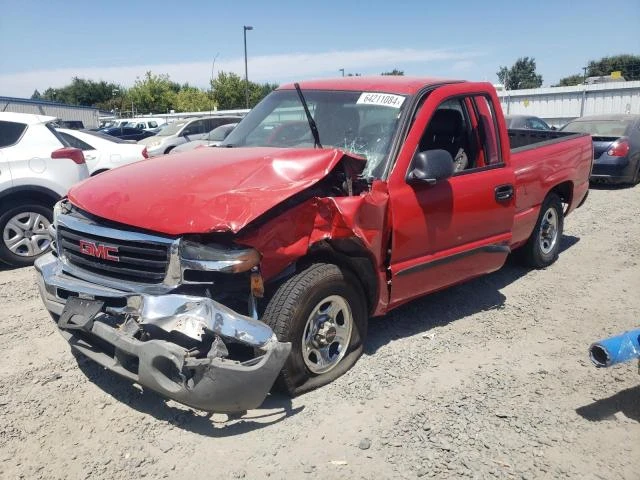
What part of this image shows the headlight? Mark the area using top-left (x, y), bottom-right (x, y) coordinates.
top-left (148, 141), bottom-right (161, 148)
top-left (180, 240), bottom-right (261, 273)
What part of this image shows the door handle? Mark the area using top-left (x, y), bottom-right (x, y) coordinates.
top-left (495, 184), bottom-right (514, 202)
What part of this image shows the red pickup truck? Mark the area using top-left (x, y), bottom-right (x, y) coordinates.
top-left (35, 77), bottom-right (592, 413)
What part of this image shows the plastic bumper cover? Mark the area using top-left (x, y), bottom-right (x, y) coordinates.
top-left (34, 253), bottom-right (291, 413)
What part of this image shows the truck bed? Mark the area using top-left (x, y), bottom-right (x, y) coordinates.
top-left (508, 130), bottom-right (592, 248)
top-left (508, 128), bottom-right (581, 151)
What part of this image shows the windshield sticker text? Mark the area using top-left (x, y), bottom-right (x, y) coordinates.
top-left (357, 93), bottom-right (405, 108)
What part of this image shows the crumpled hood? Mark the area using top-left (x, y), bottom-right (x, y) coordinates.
top-left (67, 147), bottom-right (364, 236)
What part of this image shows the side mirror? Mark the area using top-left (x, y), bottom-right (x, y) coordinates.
top-left (406, 149), bottom-right (454, 185)
top-left (550, 126), bottom-right (557, 131)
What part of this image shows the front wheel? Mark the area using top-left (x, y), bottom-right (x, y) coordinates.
top-left (262, 263), bottom-right (368, 396)
top-left (0, 202), bottom-right (53, 267)
top-left (519, 193), bottom-right (564, 268)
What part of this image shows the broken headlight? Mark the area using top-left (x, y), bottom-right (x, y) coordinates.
top-left (180, 240), bottom-right (261, 273)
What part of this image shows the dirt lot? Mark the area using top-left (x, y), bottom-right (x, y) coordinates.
top-left (1, 185), bottom-right (639, 480)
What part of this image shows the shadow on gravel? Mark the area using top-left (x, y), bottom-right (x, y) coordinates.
top-left (73, 351), bottom-right (304, 436)
top-left (576, 385), bottom-right (640, 423)
top-left (589, 182), bottom-right (637, 191)
top-left (365, 234), bottom-right (580, 354)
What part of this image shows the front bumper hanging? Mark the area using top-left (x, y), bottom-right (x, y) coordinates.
top-left (35, 253), bottom-right (291, 414)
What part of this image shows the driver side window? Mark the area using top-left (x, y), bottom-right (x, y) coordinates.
top-left (417, 98), bottom-right (474, 174)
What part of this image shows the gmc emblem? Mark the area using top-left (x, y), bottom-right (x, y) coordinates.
top-left (78, 240), bottom-right (119, 262)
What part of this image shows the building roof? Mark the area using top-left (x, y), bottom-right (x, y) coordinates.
top-left (0, 96), bottom-right (99, 111)
top-left (278, 76), bottom-right (464, 95)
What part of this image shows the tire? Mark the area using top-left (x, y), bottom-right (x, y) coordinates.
top-left (519, 193), bottom-right (564, 269)
top-left (164, 146), bottom-right (175, 154)
top-left (262, 263), bottom-right (368, 396)
top-left (0, 202), bottom-right (53, 267)
top-left (631, 162), bottom-right (640, 186)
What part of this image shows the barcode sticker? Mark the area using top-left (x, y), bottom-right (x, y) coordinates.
top-left (356, 92), bottom-right (405, 108)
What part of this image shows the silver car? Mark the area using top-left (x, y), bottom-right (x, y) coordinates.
top-left (138, 116), bottom-right (242, 156)
top-left (171, 123), bottom-right (238, 153)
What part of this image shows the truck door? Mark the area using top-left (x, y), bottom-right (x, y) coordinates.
top-left (386, 83), bottom-right (515, 308)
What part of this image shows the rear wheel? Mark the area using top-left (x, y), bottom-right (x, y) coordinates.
top-left (262, 263), bottom-right (368, 396)
top-left (631, 162), bottom-right (640, 186)
top-left (0, 202), bottom-right (53, 267)
top-left (519, 193), bottom-right (564, 269)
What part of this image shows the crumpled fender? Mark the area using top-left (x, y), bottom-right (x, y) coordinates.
top-left (67, 147), bottom-right (366, 236)
top-left (238, 180), bottom-right (390, 315)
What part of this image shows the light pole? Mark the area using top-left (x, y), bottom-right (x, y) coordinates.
top-left (243, 25), bottom-right (253, 109)
top-left (339, 68), bottom-right (345, 77)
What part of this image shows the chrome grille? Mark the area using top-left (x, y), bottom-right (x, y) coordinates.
top-left (57, 220), bottom-right (171, 284)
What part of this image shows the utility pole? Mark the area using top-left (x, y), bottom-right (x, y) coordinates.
top-left (339, 68), bottom-right (345, 77)
top-left (243, 25), bottom-right (253, 109)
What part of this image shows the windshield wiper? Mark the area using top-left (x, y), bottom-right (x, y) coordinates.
top-left (294, 83), bottom-right (322, 148)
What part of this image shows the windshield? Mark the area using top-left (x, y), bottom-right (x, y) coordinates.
top-left (207, 123), bottom-right (237, 141)
top-left (561, 119), bottom-right (632, 137)
top-left (156, 121), bottom-right (187, 136)
top-left (222, 89), bottom-right (407, 178)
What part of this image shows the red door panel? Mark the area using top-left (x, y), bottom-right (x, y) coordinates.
top-left (387, 83), bottom-right (515, 308)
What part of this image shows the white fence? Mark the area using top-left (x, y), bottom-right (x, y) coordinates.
top-left (497, 81), bottom-right (640, 128)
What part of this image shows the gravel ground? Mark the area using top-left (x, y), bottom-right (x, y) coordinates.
top-left (1, 186), bottom-right (639, 480)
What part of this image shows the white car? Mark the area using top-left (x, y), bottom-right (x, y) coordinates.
top-left (0, 112), bottom-right (89, 266)
top-left (56, 128), bottom-right (149, 175)
top-left (171, 123), bottom-right (238, 153)
top-left (123, 118), bottom-right (166, 132)
top-left (138, 116), bottom-right (242, 156)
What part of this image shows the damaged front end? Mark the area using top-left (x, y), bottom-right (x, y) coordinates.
top-left (36, 246), bottom-right (290, 414)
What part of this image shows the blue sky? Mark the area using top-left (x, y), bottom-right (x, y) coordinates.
top-left (0, 0), bottom-right (638, 97)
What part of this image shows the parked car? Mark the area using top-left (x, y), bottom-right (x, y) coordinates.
top-left (123, 118), bottom-right (167, 132)
top-left (0, 112), bottom-right (89, 266)
top-left (98, 126), bottom-right (155, 142)
top-left (505, 115), bottom-right (552, 130)
top-left (56, 128), bottom-right (149, 175)
top-left (560, 114), bottom-right (640, 185)
top-left (137, 116), bottom-right (242, 156)
top-left (34, 77), bottom-right (592, 413)
top-left (54, 120), bottom-right (85, 130)
top-left (171, 123), bottom-right (238, 153)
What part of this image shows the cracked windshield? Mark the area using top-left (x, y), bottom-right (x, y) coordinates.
top-left (222, 89), bottom-right (407, 178)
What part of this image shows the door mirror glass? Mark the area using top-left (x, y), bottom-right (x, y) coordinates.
top-left (406, 149), bottom-right (454, 185)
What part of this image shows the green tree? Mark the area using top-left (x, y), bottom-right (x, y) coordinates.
top-left (497, 57), bottom-right (543, 90)
top-left (381, 69), bottom-right (404, 76)
top-left (211, 71), bottom-right (278, 110)
top-left (587, 54), bottom-right (640, 81)
top-left (555, 74), bottom-right (584, 87)
top-left (37, 77), bottom-right (122, 106)
top-left (31, 89), bottom-right (42, 100)
top-left (174, 86), bottom-right (213, 112)
top-left (126, 72), bottom-right (177, 114)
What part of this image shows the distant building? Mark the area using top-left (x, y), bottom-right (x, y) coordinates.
top-left (0, 96), bottom-right (99, 128)
top-left (585, 75), bottom-right (626, 85)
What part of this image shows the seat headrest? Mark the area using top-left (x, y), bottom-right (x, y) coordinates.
top-left (426, 109), bottom-right (463, 137)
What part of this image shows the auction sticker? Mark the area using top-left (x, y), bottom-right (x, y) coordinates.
top-left (357, 92), bottom-right (405, 108)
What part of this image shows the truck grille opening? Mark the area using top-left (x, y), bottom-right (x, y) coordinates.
top-left (58, 226), bottom-right (170, 283)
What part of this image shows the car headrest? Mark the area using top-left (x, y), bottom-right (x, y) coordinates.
top-left (426, 109), bottom-right (463, 138)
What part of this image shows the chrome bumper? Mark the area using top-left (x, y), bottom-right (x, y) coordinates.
top-left (35, 253), bottom-right (290, 413)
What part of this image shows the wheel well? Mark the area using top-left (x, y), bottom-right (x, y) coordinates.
top-left (0, 187), bottom-right (59, 212)
top-left (91, 169), bottom-right (109, 176)
top-left (549, 181), bottom-right (573, 212)
top-left (295, 239), bottom-right (379, 316)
